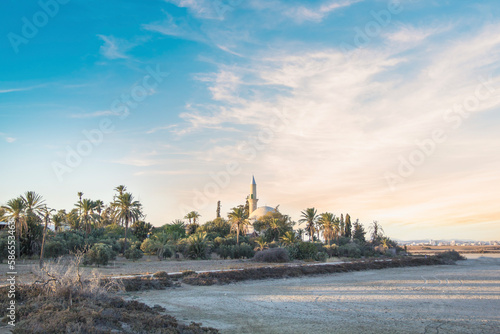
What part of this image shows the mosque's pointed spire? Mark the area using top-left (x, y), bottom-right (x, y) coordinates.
top-left (252, 175), bottom-right (256, 185)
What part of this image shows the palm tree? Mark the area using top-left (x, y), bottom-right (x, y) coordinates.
top-left (114, 185), bottom-right (126, 197)
top-left (280, 231), bottom-right (299, 246)
top-left (112, 192), bottom-right (143, 252)
top-left (93, 200), bottom-right (104, 215)
top-left (40, 206), bottom-right (55, 268)
top-left (52, 210), bottom-right (67, 232)
top-left (66, 208), bottom-right (79, 230)
top-left (299, 208), bottom-right (318, 242)
top-left (93, 200), bottom-right (105, 228)
top-left (0, 207), bottom-right (6, 222)
top-left (318, 212), bottom-right (337, 245)
top-left (2, 197), bottom-right (27, 258)
top-left (77, 192), bottom-right (83, 216)
top-left (268, 218), bottom-right (281, 241)
top-left (228, 206), bottom-right (249, 244)
top-left (254, 236), bottom-right (268, 251)
top-left (22, 191), bottom-right (45, 220)
top-left (296, 228), bottom-right (304, 241)
top-left (76, 199), bottom-right (98, 235)
top-left (184, 211), bottom-right (201, 235)
top-left (184, 211), bottom-right (201, 224)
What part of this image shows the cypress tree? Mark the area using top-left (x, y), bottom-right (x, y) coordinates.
top-left (345, 213), bottom-right (352, 239)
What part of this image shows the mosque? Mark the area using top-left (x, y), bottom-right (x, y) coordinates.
top-left (246, 176), bottom-right (277, 233)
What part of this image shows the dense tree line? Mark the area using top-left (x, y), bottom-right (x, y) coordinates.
top-left (0, 189), bottom-right (400, 266)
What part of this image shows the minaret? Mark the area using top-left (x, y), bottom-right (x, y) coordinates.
top-left (248, 176), bottom-right (258, 214)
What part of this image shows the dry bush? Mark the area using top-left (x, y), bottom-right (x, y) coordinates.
top-left (436, 250), bottom-right (466, 263)
top-left (1, 251), bottom-right (217, 333)
top-left (33, 249), bottom-right (121, 302)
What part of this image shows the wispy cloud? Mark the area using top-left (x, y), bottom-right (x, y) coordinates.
top-left (70, 110), bottom-right (121, 119)
top-left (142, 12), bottom-right (207, 43)
top-left (172, 23), bottom-right (500, 233)
top-left (0, 132), bottom-right (16, 143)
top-left (98, 35), bottom-right (137, 59)
top-left (0, 85), bottom-right (41, 94)
top-left (286, 0), bottom-right (363, 23)
top-left (386, 23), bottom-right (453, 44)
top-left (146, 124), bottom-right (178, 134)
top-left (134, 169), bottom-right (202, 176)
top-left (165, 0), bottom-right (230, 20)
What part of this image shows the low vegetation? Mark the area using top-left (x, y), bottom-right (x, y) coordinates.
top-left (0, 188), bottom-right (405, 269)
top-left (254, 247), bottom-right (290, 263)
top-left (0, 255), bottom-right (217, 333)
top-left (435, 250), bottom-right (466, 263)
top-left (182, 256), bottom-right (452, 286)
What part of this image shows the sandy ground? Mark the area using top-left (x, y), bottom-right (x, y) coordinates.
top-left (131, 255), bottom-right (500, 334)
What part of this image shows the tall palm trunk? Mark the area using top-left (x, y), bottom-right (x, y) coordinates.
top-left (236, 224), bottom-right (240, 244)
top-left (40, 217), bottom-right (49, 268)
top-left (15, 217), bottom-right (21, 259)
top-left (123, 216), bottom-right (129, 253)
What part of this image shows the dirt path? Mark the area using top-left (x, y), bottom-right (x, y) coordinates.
top-left (131, 256), bottom-right (500, 334)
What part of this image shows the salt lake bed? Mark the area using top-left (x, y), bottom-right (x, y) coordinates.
top-left (132, 255), bottom-right (500, 334)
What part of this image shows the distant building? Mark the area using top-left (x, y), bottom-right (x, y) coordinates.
top-left (246, 176), bottom-right (278, 234)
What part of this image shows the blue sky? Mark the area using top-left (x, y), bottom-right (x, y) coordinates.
top-left (1, 0), bottom-right (499, 240)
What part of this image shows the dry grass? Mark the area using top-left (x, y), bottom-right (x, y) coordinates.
top-left (0, 253), bottom-right (218, 333)
top-left (182, 256), bottom-right (449, 286)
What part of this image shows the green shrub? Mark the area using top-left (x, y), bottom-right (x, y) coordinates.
top-left (323, 244), bottom-right (338, 257)
top-left (0, 232), bottom-right (9, 263)
top-left (103, 224), bottom-right (125, 239)
top-left (186, 233), bottom-right (210, 260)
top-left (338, 236), bottom-right (351, 246)
top-left (213, 237), bottom-right (225, 248)
top-left (314, 251), bottom-right (328, 262)
top-left (268, 241), bottom-right (279, 249)
top-left (254, 248), bottom-right (290, 263)
top-left (296, 242), bottom-right (318, 260)
top-left (216, 243), bottom-right (255, 259)
top-left (124, 248), bottom-right (144, 261)
top-left (284, 245), bottom-right (299, 260)
top-left (43, 240), bottom-right (68, 258)
top-left (83, 243), bottom-right (116, 267)
top-left (216, 245), bottom-right (231, 259)
top-left (57, 230), bottom-right (86, 253)
top-left (338, 243), bottom-right (362, 258)
top-left (141, 238), bottom-right (161, 255)
top-left (131, 240), bottom-right (142, 250)
top-left (157, 245), bottom-right (174, 259)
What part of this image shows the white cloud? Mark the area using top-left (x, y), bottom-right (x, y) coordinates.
top-left (70, 110), bottom-right (121, 118)
top-left (0, 85), bottom-right (42, 94)
top-left (146, 124), bottom-right (178, 134)
top-left (0, 132), bottom-right (16, 143)
top-left (98, 35), bottom-right (136, 59)
top-left (386, 24), bottom-right (452, 44)
top-left (172, 23), bottom-right (500, 235)
top-left (165, 0), bottom-right (235, 20)
top-left (142, 13), bottom-right (207, 42)
top-left (286, 0), bottom-right (362, 23)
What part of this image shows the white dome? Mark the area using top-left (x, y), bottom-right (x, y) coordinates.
top-left (248, 206), bottom-right (276, 220)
